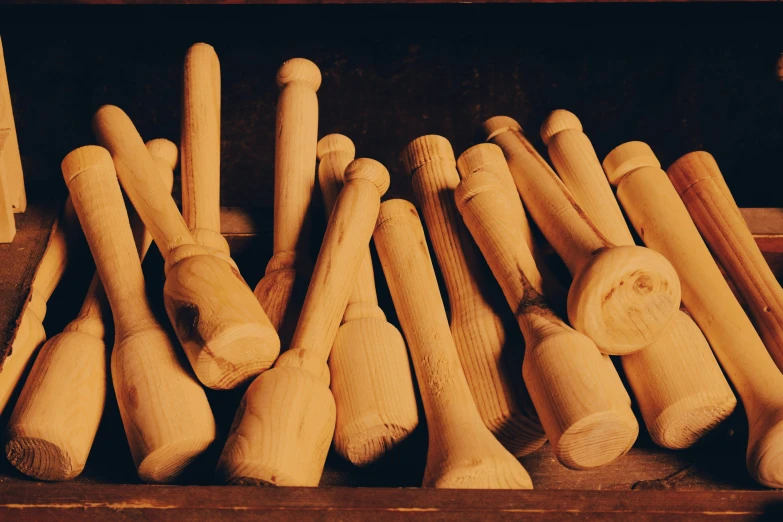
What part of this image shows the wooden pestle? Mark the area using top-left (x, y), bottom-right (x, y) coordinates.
top-left (93, 105), bottom-right (279, 390)
top-left (373, 199), bottom-right (532, 487)
top-left (61, 145), bottom-right (216, 484)
top-left (5, 140), bottom-right (178, 481)
top-left (455, 144), bottom-right (638, 469)
top-left (668, 152), bottom-right (783, 373)
top-left (217, 158), bottom-right (389, 486)
top-left (254, 58), bottom-right (321, 348)
top-left (482, 116), bottom-right (681, 355)
top-left (541, 111), bottom-right (736, 449)
top-left (317, 134), bottom-right (418, 466)
top-left (604, 141), bottom-right (783, 488)
top-left (401, 135), bottom-right (545, 457)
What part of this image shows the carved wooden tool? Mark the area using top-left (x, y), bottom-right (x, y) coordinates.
top-left (373, 199), bottom-right (532, 487)
top-left (541, 110), bottom-right (736, 450)
top-left (402, 135), bottom-right (545, 457)
top-left (5, 140), bottom-right (177, 481)
top-left (61, 145), bottom-right (215, 483)
top-left (482, 116), bottom-right (681, 355)
top-left (318, 134), bottom-right (418, 466)
top-left (217, 158), bottom-right (388, 486)
top-left (93, 105), bottom-right (279, 390)
top-left (668, 152), bottom-right (783, 373)
top-left (254, 58), bottom-right (321, 348)
top-left (455, 144), bottom-right (638, 469)
top-left (604, 141), bottom-right (783, 488)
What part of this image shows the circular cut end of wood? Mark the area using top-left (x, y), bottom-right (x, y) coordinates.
top-left (6, 437), bottom-right (74, 481)
top-left (554, 409), bottom-right (639, 470)
top-left (61, 145), bottom-right (115, 186)
top-left (748, 419), bottom-right (783, 488)
top-left (400, 135), bottom-right (455, 175)
top-left (276, 58), bottom-right (322, 90)
top-left (456, 143), bottom-right (506, 179)
top-left (602, 141), bottom-right (661, 186)
top-left (567, 245), bottom-right (682, 354)
top-left (344, 158), bottom-right (390, 196)
top-left (317, 134), bottom-right (355, 161)
top-left (481, 115), bottom-right (523, 142)
top-left (146, 138), bottom-right (179, 171)
top-left (650, 392), bottom-right (737, 450)
top-left (335, 420), bottom-right (417, 467)
top-left (540, 109), bottom-right (582, 146)
top-left (375, 199), bottom-right (418, 229)
top-left (666, 151), bottom-right (718, 197)
top-left (137, 436), bottom-right (215, 484)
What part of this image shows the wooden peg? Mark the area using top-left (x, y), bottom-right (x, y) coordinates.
top-left (402, 135), bottom-right (545, 457)
top-left (93, 105), bottom-right (279, 390)
top-left (455, 145), bottom-right (638, 469)
top-left (217, 158), bottom-right (388, 486)
top-left (61, 145), bottom-right (216, 483)
top-left (318, 134), bottom-right (418, 466)
top-left (481, 116), bottom-right (681, 355)
top-left (668, 152), bottom-right (783, 373)
top-left (254, 58), bottom-right (321, 348)
top-left (604, 141), bottom-right (783, 488)
top-left (5, 140), bottom-right (177, 481)
top-left (541, 111), bottom-right (736, 450)
top-left (373, 199), bottom-right (532, 487)
top-left (0, 37), bottom-right (25, 215)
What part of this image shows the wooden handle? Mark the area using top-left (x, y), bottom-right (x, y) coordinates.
top-left (483, 116), bottom-right (681, 355)
top-left (62, 145), bottom-right (216, 484)
top-left (373, 199), bottom-right (532, 489)
top-left (669, 152), bottom-right (783, 372)
top-left (604, 141), bottom-right (783, 487)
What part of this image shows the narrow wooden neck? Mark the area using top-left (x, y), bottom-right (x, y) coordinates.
top-left (64, 274), bottom-right (108, 339)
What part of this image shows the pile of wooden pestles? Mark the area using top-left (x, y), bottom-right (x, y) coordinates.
top-left (5, 44), bottom-right (783, 491)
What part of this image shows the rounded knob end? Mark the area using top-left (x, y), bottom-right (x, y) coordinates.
top-left (456, 143), bottom-right (506, 179)
top-left (61, 146), bottom-right (115, 186)
top-left (540, 109), bottom-right (582, 146)
top-left (344, 158), bottom-right (390, 196)
top-left (401, 135), bottom-right (455, 175)
top-left (376, 198), bottom-right (418, 229)
top-left (146, 139), bottom-right (178, 171)
top-left (317, 134), bottom-right (355, 161)
top-left (481, 115), bottom-right (523, 142)
top-left (276, 58), bottom-right (322, 91)
top-left (603, 141), bottom-right (661, 186)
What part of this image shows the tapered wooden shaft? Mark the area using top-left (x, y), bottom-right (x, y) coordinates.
top-left (254, 58), bottom-right (321, 346)
top-left (93, 104), bottom-right (279, 390)
top-left (455, 145), bottom-right (638, 469)
top-left (5, 140), bottom-right (178, 481)
top-left (61, 145), bottom-right (216, 484)
top-left (402, 135), bottom-right (545, 457)
top-left (482, 116), bottom-right (681, 355)
top-left (604, 141), bottom-right (783, 488)
top-left (217, 159), bottom-right (388, 486)
top-left (0, 37), bottom-right (25, 213)
top-left (541, 111), bottom-right (736, 449)
top-left (318, 135), bottom-right (418, 466)
top-left (669, 152), bottom-right (783, 373)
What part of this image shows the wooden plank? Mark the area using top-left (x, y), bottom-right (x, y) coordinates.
top-left (0, 38), bottom-right (25, 213)
top-left (0, 0), bottom-right (777, 4)
top-left (0, 128), bottom-right (15, 242)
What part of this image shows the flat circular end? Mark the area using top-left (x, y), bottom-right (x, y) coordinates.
top-left (603, 141), bottom-right (661, 186)
top-left (666, 151), bottom-right (718, 196)
top-left (748, 419), bottom-right (783, 488)
top-left (344, 158), bottom-right (390, 196)
top-left (540, 110), bottom-right (582, 146)
top-left (401, 135), bottom-right (455, 175)
top-left (650, 392), bottom-right (737, 450)
top-left (456, 143), bottom-right (506, 179)
top-left (146, 139), bottom-right (179, 171)
top-left (61, 145), bottom-right (115, 186)
top-left (276, 58), bottom-right (322, 90)
top-left (317, 134), bottom-right (355, 161)
top-left (376, 198), bottom-right (418, 229)
top-left (481, 116), bottom-right (523, 142)
top-left (6, 437), bottom-right (73, 481)
top-left (555, 410), bottom-right (638, 469)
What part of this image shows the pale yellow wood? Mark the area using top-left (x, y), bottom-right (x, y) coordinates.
top-left (217, 159), bottom-right (388, 486)
top-left (373, 199), bottom-right (532, 488)
top-left (61, 145), bottom-right (216, 484)
top-left (482, 116), bottom-right (680, 355)
top-left (93, 105), bottom-right (279, 390)
top-left (604, 141), bottom-right (783, 488)
top-left (403, 135), bottom-right (545, 457)
top-left (254, 58), bottom-right (321, 347)
top-left (4, 140), bottom-right (176, 481)
top-left (669, 152), bottom-right (783, 373)
top-left (0, 128), bottom-right (15, 241)
top-left (318, 134), bottom-right (418, 467)
top-left (0, 37), bottom-right (25, 213)
top-left (455, 144), bottom-right (638, 470)
top-left (542, 111), bottom-right (736, 450)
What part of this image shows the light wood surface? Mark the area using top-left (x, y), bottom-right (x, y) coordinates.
top-left (604, 140), bottom-right (783, 488)
top-left (668, 152), bottom-right (783, 373)
top-left (254, 58), bottom-right (321, 348)
top-left (0, 128), bottom-right (15, 242)
top-left (482, 116), bottom-right (681, 355)
top-left (373, 198), bottom-right (533, 488)
top-left (403, 135), bottom-right (545, 457)
top-left (4, 140), bottom-right (176, 481)
top-left (0, 37), bottom-right (25, 215)
top-left (318, 134), bottom-right (418, 467)
top-left (217, 158), bottom-right (388, 486)
top-left (61, 145), bottom-right (216, 484)
top-left (455, 144), bottom-right (638, 469)
top-left (93, 104), bottom-right (279, 390)
top-left (541, 111), bottom-right (736, 450)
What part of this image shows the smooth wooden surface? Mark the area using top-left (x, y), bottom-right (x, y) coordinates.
top-left (0, 37), bottom-right (24, 215)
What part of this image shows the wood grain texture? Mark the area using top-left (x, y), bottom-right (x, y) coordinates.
top-left (0, 37), bottom-right (25, 214)
top-left (373, 199), bottom-right (532, 488)
top-left (482, 116), bottom-right (681, 355)
top-left (318, 134), bottom-right (418, 467)
top-left (403, 135), bottom-right (545, 457)
top-left (604, 141), bottom-right (783, 488)
top-left (542, 110), bottom-right (736, 450)
top-left (0, 129), bottom-right (16, 242)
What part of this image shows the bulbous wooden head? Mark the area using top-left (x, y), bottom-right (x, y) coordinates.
top-left (276, 58), bottom-right (322, 91)
top-left (602, 141), bottom-right (662, 187)
top-left (747, 409), bottom-right (783, 488)
top-left (539, 109), bottom-right (583, 146)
